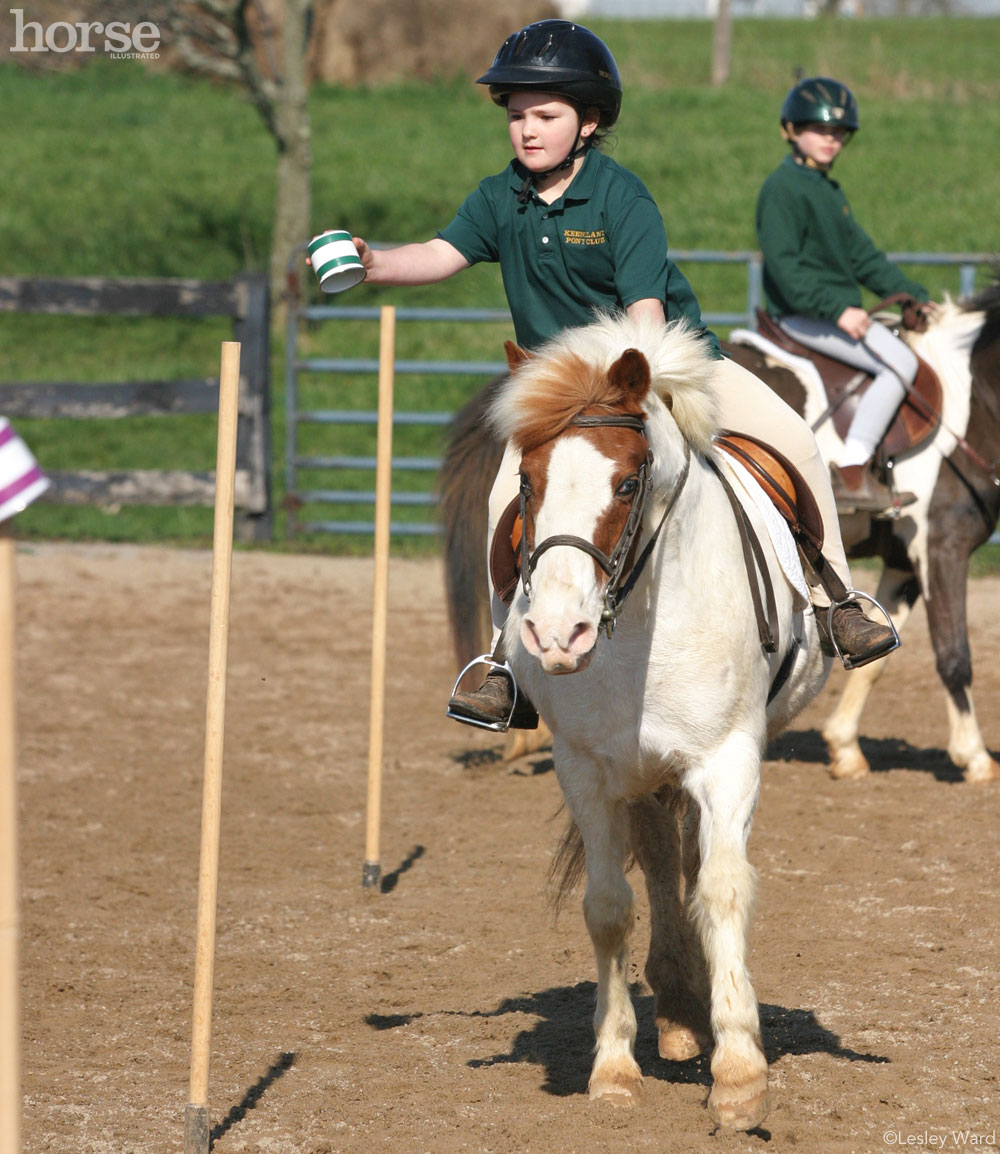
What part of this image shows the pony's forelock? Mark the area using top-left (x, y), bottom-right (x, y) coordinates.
top-left (489, 312), bottom-right (719, 455)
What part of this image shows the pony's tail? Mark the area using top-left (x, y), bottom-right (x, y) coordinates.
top-left (547, 790), bottom-right (688, 918)
top-left (547, 813), bottom-right (585, 918)
top-left (436, 375), bottom-right (507, 683)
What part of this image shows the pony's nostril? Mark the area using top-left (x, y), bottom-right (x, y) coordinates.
top-left (520, 617), bottom-right (543, 656)
top-left (568, 621), bottom-right (597, 655)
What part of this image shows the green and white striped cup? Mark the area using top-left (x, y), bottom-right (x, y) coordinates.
top-left (308, 230), bottom-right (366, 294)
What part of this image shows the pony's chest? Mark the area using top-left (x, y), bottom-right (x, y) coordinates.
top-left (533, 649), bottom-right (708, 784)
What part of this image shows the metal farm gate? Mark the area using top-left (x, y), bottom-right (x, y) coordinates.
top-left (284, 251), bottom-right (992, 541)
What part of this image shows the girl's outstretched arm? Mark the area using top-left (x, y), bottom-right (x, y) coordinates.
top-left (352, 237), bottom-right (470, 286)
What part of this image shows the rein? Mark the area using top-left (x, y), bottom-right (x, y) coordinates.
top-left (707, 456), bottom-right (779, 654)
top-left (520, 413), bottom-right (692, 636)
top-left (893, 371), bottom-right (1000, 487)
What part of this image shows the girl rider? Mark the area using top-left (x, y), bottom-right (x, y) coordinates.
top-left (320, 22), bottom-right (900, 730)
top-left (756, 77), bottom-right (937, 515)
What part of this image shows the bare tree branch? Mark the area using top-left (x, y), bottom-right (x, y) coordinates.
top-left (169, 0), bottom-right (281, 138)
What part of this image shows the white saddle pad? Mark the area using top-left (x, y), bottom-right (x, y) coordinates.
top-left (715, 451), bottom-right (811, 612)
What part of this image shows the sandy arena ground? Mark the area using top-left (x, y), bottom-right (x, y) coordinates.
top-left (11, 544), bottom-right (1000, 1154)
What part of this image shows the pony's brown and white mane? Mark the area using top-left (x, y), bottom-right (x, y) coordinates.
top-left (489, 313), bottom-right (719, 457)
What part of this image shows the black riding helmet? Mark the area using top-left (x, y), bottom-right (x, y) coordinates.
top-left (477, 19), bottom-right (622, 129)
top-left (781, 77), bottom-right (859, 134)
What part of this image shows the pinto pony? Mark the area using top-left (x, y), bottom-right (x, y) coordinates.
top-left (483, 314), bottom-right (829, 1129)
top-left (726, 279), bottom-right (1000, 781)
top-left (440, 274), bottom-right (1000, 779)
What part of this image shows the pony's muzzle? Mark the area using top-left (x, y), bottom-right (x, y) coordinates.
top-left (520, 612), bottom-right (597, 673)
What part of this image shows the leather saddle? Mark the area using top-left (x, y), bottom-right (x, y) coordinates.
top-left (488, 431), bottom-right (827, 606)
top-left (753, 301), bottom-right (943, 460)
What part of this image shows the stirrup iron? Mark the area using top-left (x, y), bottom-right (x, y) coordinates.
top-left (446, 654), bottom-right (520, 732)
top-left (825, 589), bottom-right (901, 671)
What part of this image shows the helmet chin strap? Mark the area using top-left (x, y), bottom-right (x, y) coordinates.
top-left (516, 120), bottom-right (592, 204)
top-left (794, 146), bottom-right (831, 172)
top-left (784, 126), bottom-right (834, 173)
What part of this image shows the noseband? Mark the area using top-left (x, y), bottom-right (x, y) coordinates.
top-left (520, 413), bottom-right (691, 635)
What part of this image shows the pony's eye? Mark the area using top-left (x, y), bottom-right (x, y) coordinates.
top-left (519, 473), bottom-right (532, 498)
top-left (616, 476), bottom-right (639, 498)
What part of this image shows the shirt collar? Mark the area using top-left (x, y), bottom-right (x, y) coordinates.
top-left (786, 152), bottom-right (837, 185)
top-left (508, 147), bottom-right (601, 207)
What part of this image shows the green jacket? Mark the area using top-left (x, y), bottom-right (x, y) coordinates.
top-left (439, 147), bottom-right (720, 356)
top-left (756, 154), bottom-right (927, 321)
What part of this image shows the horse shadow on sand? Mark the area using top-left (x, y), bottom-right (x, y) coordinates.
top-left (452, 746), bottom-right (556, 777)
top-left (367, 983), bottom-right (887, 1101)
top-left (767, 728), bottom-right (983, 783)
top-left (453, 731), bottom-right (991, 785)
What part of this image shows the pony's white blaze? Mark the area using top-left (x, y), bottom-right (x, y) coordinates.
top-left (520, 436), bottom-right (614, 672)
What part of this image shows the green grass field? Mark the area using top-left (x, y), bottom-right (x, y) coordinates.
top-left (2, 17), bottom-right (999, 557)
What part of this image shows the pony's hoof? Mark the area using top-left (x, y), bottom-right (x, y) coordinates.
top-left (962, 752), bottom-right (1000, 784)
top-left (658, 1024), bottom-right (703, 1062)
top-left (588, 1060), bottom-right (642, 1106)
top-left (708, 1075), bottom-right (769, 1132)
top-left (826, 746), bottom-right (870, 780)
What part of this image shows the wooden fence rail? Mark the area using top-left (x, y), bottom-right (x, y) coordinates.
top-left (0, 274), bottom-right (272, 541)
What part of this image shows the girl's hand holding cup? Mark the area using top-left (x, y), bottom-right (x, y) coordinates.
top-left (307, 230), bottom-right (366, 293)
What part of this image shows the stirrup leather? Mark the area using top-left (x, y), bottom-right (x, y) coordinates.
top-left (446, 655), bottom-right (521, 732)
top-left (824, 589), bottom-right (901, 671)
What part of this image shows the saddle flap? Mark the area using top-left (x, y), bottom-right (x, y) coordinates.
top-left (883, 356), bottom-right (942, 457)
top-left (715, 431), bottom-right (824, 552)
top-left (489, 495), bottom-right (522, 606)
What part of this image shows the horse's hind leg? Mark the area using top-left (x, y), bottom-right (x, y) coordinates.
top-left (629, 793), bottom-right (710, 1061)
top-left (503, 717), bottom-right (552, 762)
top-left (687, 740), bottom-right (769, 1132)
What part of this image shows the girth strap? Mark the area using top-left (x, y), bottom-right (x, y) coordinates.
top-left (707, 456), bottom-right (779, 654)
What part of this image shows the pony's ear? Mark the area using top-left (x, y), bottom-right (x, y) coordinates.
top-left (608, 347), bottom-right (651, 405)
top-left (505, 341), bottom-right (532, 371)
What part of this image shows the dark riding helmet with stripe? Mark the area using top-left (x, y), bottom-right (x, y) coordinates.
top-left (477, 19), bottom-right (623, 129)
top-left (781, 76), bottom-right (860, 135)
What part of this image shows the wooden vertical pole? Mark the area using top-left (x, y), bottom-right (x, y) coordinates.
top-left (362, 306), bottom-right (395, 889)
top-left (0, 529), bottom-right (20, 1154)
top-left (184, 341), bottom-right (241, 1154)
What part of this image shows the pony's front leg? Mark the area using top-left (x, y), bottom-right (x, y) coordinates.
top-left (687, 740), bottom-right (768, 1132)
top-left (575, 794), bottom-right (642, 1105)
top-left (823, 568), bottom-right (915, 780)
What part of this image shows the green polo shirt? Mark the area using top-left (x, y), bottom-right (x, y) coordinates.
top-left (439, 147), bottom-right (720, 356)
top-left (756, 154), bottom-right (927, 321)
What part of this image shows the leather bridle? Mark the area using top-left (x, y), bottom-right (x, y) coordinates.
top-left (519, 412), bottom-right (691, 636)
